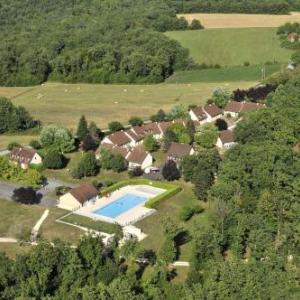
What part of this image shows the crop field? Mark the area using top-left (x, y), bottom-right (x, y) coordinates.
top-left (178, 12), bottom-right (300, 29)
top-left (166, 27), bottom-right (293, 66)
top-left (167, 64), bottom-right (282, 83)
top-left (5, 81), bottom-right (255, 129)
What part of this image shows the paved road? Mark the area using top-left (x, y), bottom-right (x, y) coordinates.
top-left (0, 179), bottom-right (75, 208)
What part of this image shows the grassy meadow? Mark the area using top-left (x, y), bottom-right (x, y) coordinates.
top-left (165, 27), bottom-right (293, 66)
top-left (167, 64), bottom-right (282, 83)
top-left (4, 81), bottom-right (255, 129)
top-left (178, 12), bottom-right (300, 29)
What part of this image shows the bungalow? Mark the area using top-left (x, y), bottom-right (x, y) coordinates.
top-left (189, 104), bottom-right (222, 123)
top-left (216, 130), bottom-right (237, 150)
top-left (224, 101), bottom-right (265, 117)
top-left (189, 106), bottom-right (207, 123)
top-left (224, 101), bottom-right (243, 118)
top-left (167, 142), bottom-right (195, 163)
top-left (97, 143), bottom-right (129, 159)
top-left (126, 148), bottom-right (153, 170)
top-left (58, 183), bottom-right (98, 211)
top-left (97, 143), bottom-right (152, 170)
top-left (131, 122), bottom-right (162, 140)
top-left (101, 131), bottom-right (132, 148)
top-left (10, 147), bottom-right (42, 169)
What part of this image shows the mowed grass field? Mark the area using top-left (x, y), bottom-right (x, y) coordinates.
top-left (178, 12), bottom-right (300, 28)
top-left (4, 81), bottom-right (255, 129)
top-left (167, 64), bottom-right (282, 83)
top-left (165, 27), bottom-right (293, 66)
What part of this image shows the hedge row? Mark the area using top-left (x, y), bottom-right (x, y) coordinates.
top-left (100, 178), bottom-right (181, 208)
top-left (145, 185), bottom-right (182, 209)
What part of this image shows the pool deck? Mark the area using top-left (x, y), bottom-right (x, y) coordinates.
top-left (75, 185), bottom-right (165, 226)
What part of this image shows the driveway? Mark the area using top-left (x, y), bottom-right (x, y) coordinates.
top-left (0, 181), bottom-right (21, 199)
top-left (0, 179), bottom-right (75, 208)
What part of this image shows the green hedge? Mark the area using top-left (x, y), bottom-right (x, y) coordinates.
top-left (100, 179), bottom-right (181, 209)
top-left (145, 185), bottom-right (182, 209)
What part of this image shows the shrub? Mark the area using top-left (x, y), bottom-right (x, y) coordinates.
top-left (7, 142), bottom-right (21, 150)
top-left (190, 19), bottom-right (204, 30)
top-left (129, 117), bottom-right (143, 127)
top-left (12, 187), bottom-right (42, 205)
top-left (215, 119), bottom-right (228, 131)
top-left (144, 135), bottom-right (159, 152)
top-left (128, 167), bottom-right (143, 178)
top-left (179, 205), bottom-right (204, 222)
top-left (150, 109), bottom-right (166, 122)
top-left (55, 186), bottom-right (72, 196)
top-left (43, 149), bottom-right (65, 169)
top-left (29, 139), bottom-right (42, 149)
top-left (72, 151), bottom-right (99, 179)
top-left (108, 121), bottom-right (123, 132)
top-left (162, 160), bottom-right (181, 181)
top-left (82, 134), bottom-right (98, 151)
top-left (111, 154), bottom-right (127, 173)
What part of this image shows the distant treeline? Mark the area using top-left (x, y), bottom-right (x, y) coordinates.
top-left (166, 0), bottom-right (300, 14)
top-left (0, 0), bottom-right (198, 86)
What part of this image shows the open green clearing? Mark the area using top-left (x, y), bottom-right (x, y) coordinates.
top-left (166, 27), bottom-right (293, 66)
top-left (136, 181), bottom-right (212, 261)
top-left (5, 81), bottom-right (255, 129)
top-left (60, 213), bottom-right (119, 235)
top-left (167, 64), bottom-right (282, 83)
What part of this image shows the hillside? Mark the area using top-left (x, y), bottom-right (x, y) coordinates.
top-left (6, 81), bottom-right (255, 129)
top-left (0, 0), bottom-right (192, 86)
top-left (165, 27), bottom-right (293, 66)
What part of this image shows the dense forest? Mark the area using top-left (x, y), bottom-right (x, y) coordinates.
top-left (0, 73), bottom-right (299, 299)
top-left (0, 0), bottom-right (195, 86)
top-left (167, 0), bottom-right (300, 14)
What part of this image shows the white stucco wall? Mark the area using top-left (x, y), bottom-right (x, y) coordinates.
top-left (58, 193), bottom-right (81, 211)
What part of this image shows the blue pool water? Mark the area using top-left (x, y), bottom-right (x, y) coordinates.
top-left (93, 193), bottom-right (147, 218)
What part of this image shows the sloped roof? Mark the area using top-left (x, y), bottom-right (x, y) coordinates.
top-left (219, 130), bottom-right (235, 144)
top-left (241, 102), bottom-right (266, 112)
top-left (224, 101), bottom-right (243, 113)
top-left (10, 147), bottom-right (37, 164)
top-left (106, 131), bottom-right (131, 146)
top-left (167, 142), bottom-right (193, 159)
top-left (190, 106), bottom-right (207, 121)
top-left (125, 129), bottom-right (144, 142)
top-left (204, 104), bottom-right (223, 117)
top-left (69, 183), bottom-right (98, 204)
top-left (126, 148), bottom-right (149, 165)
top-left (99, 143), bottom-right (128, 158)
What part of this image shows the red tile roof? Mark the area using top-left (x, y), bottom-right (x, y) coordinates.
top-left (10, 148), bottom-right (37, 164)
top-left (167, 142), bottom-right (193, 159)
top-left (204, 104), bottom-right (223, 117)
top-left (241, 102), bottom-right (266, 112)
top-left (99, 143), bottom-right (128, 158)
top-left (106, 131), bottom-right (131, 146)
top-left (126, 148), bottom-right (148, 165)
top-left (219, 130), bottom-right (235, 144)
top-left (190, 106), bottom-right (207, 121)
top-left (69, 183), bottom-right (98, 205)
top-left (224, 101), bottom-right (243, 113)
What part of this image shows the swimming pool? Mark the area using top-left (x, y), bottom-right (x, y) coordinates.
top-left (93, 193), bottom-right (147, 218)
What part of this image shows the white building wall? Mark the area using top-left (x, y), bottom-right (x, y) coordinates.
top-left (30, 153), bottom-right (42, 165)
top-left (189, 110), bottom-right (199, 121)
top-left (58, 193), bottom-right (81, 211)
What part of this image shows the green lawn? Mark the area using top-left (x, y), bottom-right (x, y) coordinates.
top-left (0, 199), bottom-right (44, 238)
top-left (60, 213), bottom-right (119, 234)
top-left (167, 64), bottom-right (283, 83)
top-left (136, 181), bottom-right (212, 261)
top-left (7, 81), bottom-right (255, 129)
top-left (0, 134), bottom-right (38, 149)
top-left (165, 27), bottom-right (293, 66)
top-left (0, 243), bottom-right (33, 259)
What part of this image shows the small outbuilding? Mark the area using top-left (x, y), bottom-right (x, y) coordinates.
top-left (58, 183), bottom-right (98, 211)
top-left (216, 130), bottom-right (237, 150)
top-left (10, 147), bottom-right (42, 169)
top-left (167, 142), bottom-right (195, 163)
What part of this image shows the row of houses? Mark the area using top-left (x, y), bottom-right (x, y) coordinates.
top-left (98, 143), bottom-right (153, 170)
top-left (189, 101), bottom-right (266, 122)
